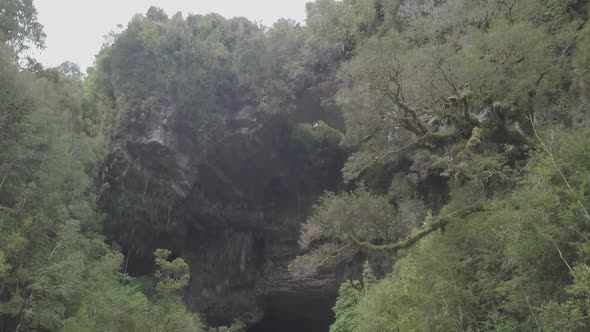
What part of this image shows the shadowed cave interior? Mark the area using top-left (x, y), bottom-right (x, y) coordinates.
top-left (247, 293), bottom-right (334, 332)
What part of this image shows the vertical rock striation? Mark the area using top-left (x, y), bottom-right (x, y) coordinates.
top-left (100, 83), bottom-right (353, 328)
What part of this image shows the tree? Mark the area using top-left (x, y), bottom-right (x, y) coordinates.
top-left (0, 0), bottom-right (45, 53)
top-left (0, 4), bottom-right (204, 328)
top-left (0, 251), bottom-right (8, 277)
top-left (57, 61), bottom-right (84, 80)
top-left (153, 249), bottom-right (190, 297)
top-left (292, 1), bottom-right (590, 330)
top-left (323, 127), bottom-right (590, 331)
top-left (337, 3), bottom-right (562, 181)
top-left (151, 249), bottom-right (203, 332)
top-left (290, 187), bottom-right (426, 276)
top-left (329, 261), bottom-right (375, 332)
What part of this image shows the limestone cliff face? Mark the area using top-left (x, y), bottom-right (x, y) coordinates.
top-left (100, 83), bottom-right (353, 329)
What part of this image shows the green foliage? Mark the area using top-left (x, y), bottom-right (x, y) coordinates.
top-left (91, 10), bottom-right (236, 141)
top-left (330, 281), bottom-right (362, 332)
top-left (150, 298), bottom-right (204, 332)
top-left (62, 251), bottom-right (203, 332)
top-left (304, 0), bottom-right (395, 69)
top-left (291, 121), bottom-right (343, 148)
top-left (0, 3), bottom-right (202, 330)
top-left (212, 321), bottom-right (247, 332)
top-left (540, 264), bottom-right (590, 331)
top-left (336, 0), bottom-right (575, 184)
top-left (298, 188), bottom-right (399, 250)
top-left (154, 248), bottom-right (190, 297)
top-left (330, 262), bottom-right (375, 332)
top-left (291, 186), bottom-right (425, 275)
top-left (0, 41), bottom-right (112, 329)
top-left (0, 0), bottom-right (46, 53)
top-left (573, 20), bottom-right (590, 106)
top-left (62, 253), bottom-right (152, 332)
top-left (292, 1), bottom-right (590, 331)
top-left (323, 127), bottom-right (590, 331)
top-left (90, 7), bottom-right (318, 141)
top-left (233, 18), bottom-right (309, 114)
top-left (539, 0), bottom-right (589, 28)
top-left (289, 121), bottom-right (346, 179)
top-left (0, 251), bottom-right (8, 277)
top-left (2, 0), bottom-right (590, 331)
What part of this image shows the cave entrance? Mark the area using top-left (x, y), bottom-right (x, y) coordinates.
top-left (247, 316), bottom-right (331, 332)
top-left (247, 293), bottom-right (335, 332)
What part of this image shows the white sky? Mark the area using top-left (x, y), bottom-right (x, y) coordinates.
top-left (33, 0), bottom-right (310, 71)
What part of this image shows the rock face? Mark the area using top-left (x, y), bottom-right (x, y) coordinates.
top-left (101, 84), bottom-right (352, 329)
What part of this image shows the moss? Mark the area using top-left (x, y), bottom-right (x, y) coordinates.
top-left (290, 121), bottom-right (343, 148)
top-left (289, 121), bottom-right (345, 170)
top-left (467, 127), bottom-right (483, 148)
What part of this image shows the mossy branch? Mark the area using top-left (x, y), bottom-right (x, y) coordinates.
top-left (346, 204), bottom-right (485, 252)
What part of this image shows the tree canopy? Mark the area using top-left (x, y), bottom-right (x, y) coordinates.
top-left (0, 0), bottom-right (45, 54)
top-left (2, 0), bottom-right (590, 331)
top-left (287, 1), bottom-right (590, 331)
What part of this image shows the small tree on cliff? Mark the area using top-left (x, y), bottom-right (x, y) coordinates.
top-left (151, 249), bottom-right (203, 331)
top-left (154, 248), bottom-right (190, 297)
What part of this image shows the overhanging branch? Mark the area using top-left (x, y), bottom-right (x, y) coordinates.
top-left (347, 204), bottom-right (486, 252)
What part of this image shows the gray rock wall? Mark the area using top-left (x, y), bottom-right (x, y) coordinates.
top-left (100, 82), bottom-right (352, 327)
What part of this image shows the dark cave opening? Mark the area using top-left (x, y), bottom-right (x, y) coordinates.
top-left (247, 293), bottom-right (335, 332)
top-left (247, 316), bottom-right (331, 332)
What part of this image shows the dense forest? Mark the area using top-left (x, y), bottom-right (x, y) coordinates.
top-left (1, 0), bottom-right (590, 331)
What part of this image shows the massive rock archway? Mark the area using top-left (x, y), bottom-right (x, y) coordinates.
top-left (100, 84), bottom-right (356, 329)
